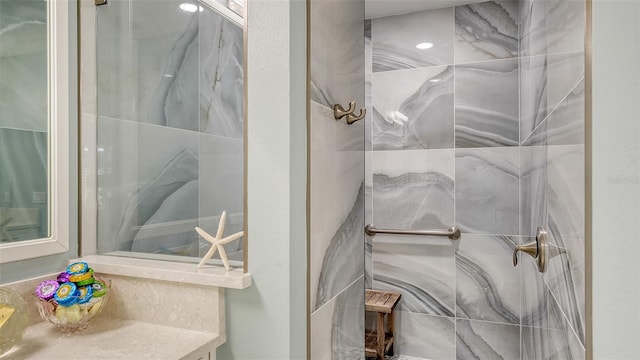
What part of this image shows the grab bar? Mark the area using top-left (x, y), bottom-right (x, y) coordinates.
top-left (365, 224), bottom-right (461, 240)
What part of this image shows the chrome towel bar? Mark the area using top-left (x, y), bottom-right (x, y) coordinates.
top-left (365, 224), bottom-right (461, 240)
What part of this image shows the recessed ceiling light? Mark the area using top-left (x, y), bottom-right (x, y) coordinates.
top-left (179, 3), bottom-right (199, 12)
top-left (416, 42), bottom-right (434, 50)
top-left (430, 79), bottom-right (441, 83)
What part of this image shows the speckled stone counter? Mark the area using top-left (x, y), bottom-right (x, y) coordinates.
top-left (1, 255), bottom-right (253, 360)
top-left (3, 318), bottom-right (221, 360)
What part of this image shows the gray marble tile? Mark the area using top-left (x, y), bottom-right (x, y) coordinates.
top-left (372, 66), bottom-right (454, 150)
top-left (313, 183), bottom-right (365, 311)
top-left (0, 0), bottom-right (47, 133)
top-left (365, 19), bottom-right (372, 75)
top-left (372, 150), bottom-right (454, 231)
top-left (547, 145), bottom-right (585, 244)
top-left (520, 251), bottom-right (567, 330)
top-left (365, 232), bottom-right (373, 289)
top-left (365, 74), bottom-right (372, 152)
top-left (518, 0), bottom-right (546, 57)
top-left (373, 235), bottom-right (455, 316)
top-left (199, 6), bottom-right (244, 139)
top-left (0, 128), bottom-right (48, 240)
top-left (522, 326), bottom-right (585, 360)
top-left (455, 148), bottom-right (519, 235)
top-left (456, 234), bottom-right (520, 324)
top-left (97, 0), bottom-right (200, 131)
top-left (372, 8), bottom-right (454, 72)
top-left (546, 0), bottom-right (585, 55)
top-left (311, 289), bottom-right (337, 360)
top-left (520, 55), bottom-right (548, 143)
top-left (365, 178), bottom-right (373, 289)
top-left (545, 145), bottom-right (585, 343)
top-left (310, 0), bottom-right (364, 108)
top-left (198, 134), bottom-right (244, 260)
top-left (96, 117), bottom-right (200, 254)
top-left (455, 59), bottom-right (519, 148)
top-left (393, 312), bottom-right (455, 359)
top-left (520, 236), bottom-right (547, 328)
top-left (455, 0), bottom-right (519, 63)
top-left (527, 80), bottom-right (585, 147)
top-left (332, 277), bottom-right (365, 360)
top-left (311, 277), bottom-right (365, 360)
top-left (520, 145), bottom-right (548, 237)
top-left (547, 52), bottom-right (584, 118)
top-left (456, 319), bottom-right (520, 360)
top-left (310, 101), bottom-right (364, 311)
top-left (547, 80), bottom-right (585, 146)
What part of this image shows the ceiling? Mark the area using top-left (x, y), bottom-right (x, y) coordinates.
top-left (365, 0), bottom-right (482, 19)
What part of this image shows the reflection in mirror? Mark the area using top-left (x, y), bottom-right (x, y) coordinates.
top-left (94, 0), bottom-right (245, 267)
top-left (0, 0), bottom-right (49, 243)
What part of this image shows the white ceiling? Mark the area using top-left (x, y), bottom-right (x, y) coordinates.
top-left (365, 0), bottom-right (483, 19)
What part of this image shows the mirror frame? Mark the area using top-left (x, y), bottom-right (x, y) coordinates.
top-left (0, 0), bottom-right (70, 263)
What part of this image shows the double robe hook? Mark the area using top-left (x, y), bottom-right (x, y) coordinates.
top-left (333, 101), bottom-right (366, 124)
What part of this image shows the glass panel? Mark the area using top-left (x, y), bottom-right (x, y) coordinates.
top-left (95, 0), bottom-right (245, 265)
top-left (0, 0), bottom-right (49, 243)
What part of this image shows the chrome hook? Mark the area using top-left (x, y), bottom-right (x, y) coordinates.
top-left (333, 101), bottom-right (356, 120)
top-left (346, 107), bottom-right (366, 124)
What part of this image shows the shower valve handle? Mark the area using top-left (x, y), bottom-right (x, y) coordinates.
top-left (513, 227), bottom-right (548, 273)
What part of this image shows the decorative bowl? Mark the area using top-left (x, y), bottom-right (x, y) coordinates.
top-left (34, 279), bottom-right (110, 334)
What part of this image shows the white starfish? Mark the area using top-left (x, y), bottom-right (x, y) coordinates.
top-left (195, 211), bottom-right (244, 271)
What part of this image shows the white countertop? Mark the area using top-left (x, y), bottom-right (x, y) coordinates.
top-left (3, 318), bottom-right (221, 360)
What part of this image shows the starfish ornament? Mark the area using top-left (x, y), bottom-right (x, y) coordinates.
top-left (195, 211), bottom-right (244, 271)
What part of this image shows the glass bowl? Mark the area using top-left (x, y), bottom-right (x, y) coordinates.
top-left (33, 280), bottom-right (111, 334)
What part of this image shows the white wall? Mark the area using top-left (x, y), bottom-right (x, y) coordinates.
top-left (592, 0), bottom-right (640, 357)
top-left (216, 0), bottom-right (308, 358)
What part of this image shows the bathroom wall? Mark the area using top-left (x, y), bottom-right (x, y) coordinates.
top-left (0, 0), bottom-right (49, 241)
top-left (309, 0), bottom-right (365, 358)
top-left (365, 0), bottom-right (585, 358)
top-left (592, 0), bottom-right (640, 356)
top-left (519, 0), bottom-right (586, 356)
top-left (217, 0), bottom-right (308, 357)
top-left (94, 0), bottom-right (244, 260)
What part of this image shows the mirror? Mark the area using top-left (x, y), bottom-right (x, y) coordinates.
top-left (0, 0), bottom-right (70, 262)
top-left (0, 0), bottom-right (48, 243)
top-left (92, 0), bottom-right (246, 268)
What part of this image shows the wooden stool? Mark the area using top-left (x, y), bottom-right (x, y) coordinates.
top-left (365, 289), bottom-right (401, 360)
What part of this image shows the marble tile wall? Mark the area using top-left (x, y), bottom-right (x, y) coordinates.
top-left (519, 0), bottom-right (586, 355)
top-left (366, 0), bottom-right (585, 357)
top-left (95, 0), bottom-right (245, 260)
top-left (309, 0), bottom-right (365, 357)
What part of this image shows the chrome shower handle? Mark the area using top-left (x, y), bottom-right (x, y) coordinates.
top-left (513, 227), bottom-right (548, 273)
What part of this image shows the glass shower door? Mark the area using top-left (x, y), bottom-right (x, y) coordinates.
top-left (94, 0), bottom-right (245, 264)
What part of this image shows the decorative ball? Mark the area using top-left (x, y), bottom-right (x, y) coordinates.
top-left (0, 288), bottom-right (29, 356)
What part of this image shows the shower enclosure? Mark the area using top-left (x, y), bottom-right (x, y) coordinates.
top-left (309, 0), bottom-right (586, 358)
top-left (83, 0), bottom-right (245, 265)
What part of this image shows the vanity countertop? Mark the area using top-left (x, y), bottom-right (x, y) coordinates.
top-left (4, 318), bottom-right (221, 360)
